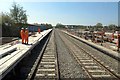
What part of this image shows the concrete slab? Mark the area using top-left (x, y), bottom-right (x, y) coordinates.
top-left (0, 29), bottom-right (52, 79)
top-left (110, 46), bottom-right (117, 50)
top-left (0, 46), bottom-right (17, 57)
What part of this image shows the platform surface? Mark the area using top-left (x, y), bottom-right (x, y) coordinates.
top-left (62, 30), bottom-right (120, 60)
top-left (0, 29), bottom-right (52, 79)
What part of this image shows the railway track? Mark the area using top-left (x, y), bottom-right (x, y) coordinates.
top-left (27, 31), bottom-right (59, 80)
top-left (58, 30), bottom-right (120, 80)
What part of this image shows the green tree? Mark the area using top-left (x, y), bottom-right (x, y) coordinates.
top-left (95, 23), bottom-right (103, 31)
top-left (96, 23), bottom-right (103, 28)
top-left (45, 23), bottom-right (53, 29)
top-left (55, 23), bottom-right (65, 28)
top-left (2, 12), bottom-right (13, 25)
top-left (10, 2), bottom-right (27, 24)
top-left (1, 12), bottom-right (13, 36)
top-left (108, 24), bottom-right (116, 30)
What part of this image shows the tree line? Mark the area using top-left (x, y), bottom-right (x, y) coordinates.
top-left (55, 23), bottom-right (119, 32)
top-left (1, 2), bottom-right (28, 37)
top-left (1, 2), bottom-right (52, 37)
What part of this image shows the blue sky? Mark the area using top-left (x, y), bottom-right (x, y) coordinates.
top-left (0, 2), bottom-right (118, 26)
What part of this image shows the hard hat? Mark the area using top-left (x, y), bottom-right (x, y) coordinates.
top-left (21, 28), bottom-right (24, 29)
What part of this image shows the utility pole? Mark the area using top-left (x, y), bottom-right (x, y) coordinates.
top-left (117, 32), bottom-right (120, 51)
top-left (101, 28), bottom-right (104, 46)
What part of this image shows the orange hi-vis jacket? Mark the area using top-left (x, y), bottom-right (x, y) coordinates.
top-left (111, 33), bottom-right (114, 40)
top-left (20, 30), bottom-right (25, 38)
top-left (38, 28), bottom-right (41, 33)
top-left (25, 30), bottom-right (29, 43)
top-left (25, 30), bottom-right (29, 38)
top-left (20, 30), bottom-right (25, 43)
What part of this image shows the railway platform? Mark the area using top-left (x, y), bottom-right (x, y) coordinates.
top-left (62, 30), bottom-right (120, 61)
top-left (0, 29), bottom-right (52, 79)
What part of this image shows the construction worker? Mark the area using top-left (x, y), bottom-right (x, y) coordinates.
top-left (38, 27), bottom-right (41, 34)
top-left (25, 28), bottom-right (29, 44)
top-left (20, 28), bottom-right (25, 44)
top-left (111, 33), bottom-right (114, 40)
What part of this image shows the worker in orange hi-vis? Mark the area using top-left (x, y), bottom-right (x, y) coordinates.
top-left (25, 28), bottom-right (29, 44)
top-left (20, 28), bottom-right (25, 44)
top-left (38, 28), bottom-right (41, 34)
top-left (111, 33), bottom-right (114, 40)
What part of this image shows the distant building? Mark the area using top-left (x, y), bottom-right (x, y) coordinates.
top-left (28, 24), bottom-right (47, 32)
